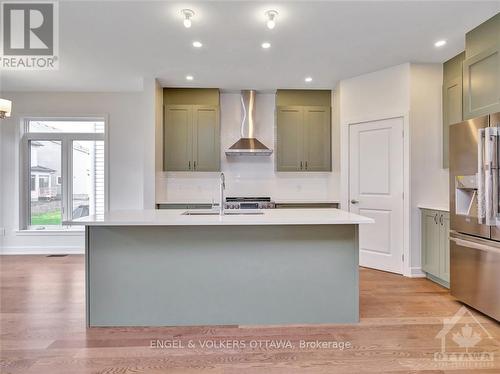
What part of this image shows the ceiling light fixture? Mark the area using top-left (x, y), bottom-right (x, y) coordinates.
top-left (261, 42), bottom-right (271, 49)
top-left (0, 98), bottom-right (12, 119)
top-left (434, 39), bottom-right (447, 47)
top-left (186, 75), bottom-right (194, 81)
top-left (181, 9), bottom-right (194, 28)
top-left (265, 10), bottom-right (278, 30)
top-left (305, 77), bottom-right (313, 83)
top-left (192, 41), bottom-right (202, 48)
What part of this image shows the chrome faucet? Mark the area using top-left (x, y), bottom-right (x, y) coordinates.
top-left (219, 172), bottom-right (225, 216)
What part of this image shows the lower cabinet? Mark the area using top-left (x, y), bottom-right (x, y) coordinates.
top-left (275, 203), bottom-right (339, 209)
top-left (421, 209), bottom-right (450, 288)
top-left (157, 204), bottom-right (212, 210)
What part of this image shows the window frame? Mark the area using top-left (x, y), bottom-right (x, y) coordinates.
top-left (20, 117), bottom-right (108, 230)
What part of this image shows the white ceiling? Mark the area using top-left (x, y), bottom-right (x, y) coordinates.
top-left (1, 1), bottom-right (499, 92)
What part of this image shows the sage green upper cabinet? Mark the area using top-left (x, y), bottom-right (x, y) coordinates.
top-left (163, 88), bottom-right (220, 172)
top-left (276, 90), bottom-right (332, 172)
top-left (277, 106), bottom-right (331, 172)
top-left (164, 105), bottom-right (193, 171)
top-left (303, 106), bottom-right (331, 171)
top-left (442, 52), bottom-right (464, 168)
top-left (164, 104), bottom-right (220, 172)
top-left (277, 106), bottom-right (303, 171)
top-left (463, 13), bottom-right (500, 120)
top-left (192, 105), bottom-right (220, 172)
top-left (463, 45), bottom-right (500, 119)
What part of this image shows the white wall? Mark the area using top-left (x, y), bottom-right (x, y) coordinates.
top-left (338, 63), bottom-right (448, 275)
top-left (339, 64), bottom-right (411, 124)
top-left (156, 92), bottom-right (341, 203)
top-left (409, 63), bottom-right (449, 267)
top-left (0, 89), bottom-right (154, 254)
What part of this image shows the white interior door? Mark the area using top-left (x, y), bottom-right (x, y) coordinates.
top-left (349, 117), bottom-right (404, 274)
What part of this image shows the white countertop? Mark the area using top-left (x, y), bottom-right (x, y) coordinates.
top-left (65, 208), bottom-right (373, 226)
top-left (418, 205), bottom-right (449, 212)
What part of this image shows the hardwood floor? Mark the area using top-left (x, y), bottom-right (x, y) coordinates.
top-left (0, 255), bottom-right (498, 373)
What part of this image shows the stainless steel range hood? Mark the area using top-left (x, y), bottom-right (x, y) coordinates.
top-left (225, 90), bottom-right (273, 156)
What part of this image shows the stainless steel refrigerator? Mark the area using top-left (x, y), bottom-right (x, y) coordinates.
top-left (449, 112), bottom-right (500, 321)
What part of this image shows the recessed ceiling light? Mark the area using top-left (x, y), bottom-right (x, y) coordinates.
top-left (265, 10), bottom-right (278, 30)
top-left (305, 77), bottom-right (313, 83)
top-left (186, 75), bottom-right (194, 81)
top-left (434, 40), bottom-right (447, 47)
top-left (261, 42), bottom-right (271, 49)
top-left (181, 9), bottom-right (194, 28)
top-left (192, 41), bottom-right (203, 48)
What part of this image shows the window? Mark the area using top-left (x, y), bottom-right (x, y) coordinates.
top-left (22, 119), bottom-right (106, 230)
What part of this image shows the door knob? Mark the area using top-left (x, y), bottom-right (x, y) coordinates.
top-left (351, 199), bottom-right (359, 204)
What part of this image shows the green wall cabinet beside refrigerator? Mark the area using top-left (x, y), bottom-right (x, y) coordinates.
top-left (463, 13), bottom-right (500, 120)
top-left (442, 52), bottom-right (465, 168)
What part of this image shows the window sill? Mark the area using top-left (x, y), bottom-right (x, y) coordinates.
top-left (15, 229), bottom-right (85, 236)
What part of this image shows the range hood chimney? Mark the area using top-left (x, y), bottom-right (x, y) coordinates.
top-left (225, 90), bottom-right (273, 156)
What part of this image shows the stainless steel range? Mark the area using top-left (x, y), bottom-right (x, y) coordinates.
top-left (224, 197), bottom-right (275, 210)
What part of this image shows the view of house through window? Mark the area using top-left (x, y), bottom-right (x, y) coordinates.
top-left (29, 140), bottom-right (62, 226)
top-left (72, 140), bottom-right (105, 219)
top-left (25, 120), bottom-right (105, 229)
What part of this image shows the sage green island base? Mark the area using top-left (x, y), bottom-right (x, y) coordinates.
top-left (85, 224), bottom-right (359, 327)
top-left (70, 208), bottom-right (373, 327)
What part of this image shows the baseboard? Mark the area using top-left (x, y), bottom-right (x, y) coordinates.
top-left (0, 246), bottom-right (84, 255)
top-left (425, 272), bottom-right (450, 289)
top-left (407, 267), bottom-right (426, 278)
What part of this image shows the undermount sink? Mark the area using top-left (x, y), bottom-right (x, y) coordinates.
top-left (182, 210), bottom-right (264, 216)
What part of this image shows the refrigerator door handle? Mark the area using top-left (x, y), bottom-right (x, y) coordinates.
top-left (478, 128), bottom-right (486, 223)
top-left (485, 127), bottom-right (499, 226)
top-left (493, 129), bottom-right (499, 227)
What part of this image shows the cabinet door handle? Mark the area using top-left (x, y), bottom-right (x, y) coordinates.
top-left (440, 214), bottom-right (444, 226)
top-left (305, 161), bottom-right (308, 170)
top-left (300, 161), bottom-right (303, 170)
top-left (193, 161), bottom-right (196, 170)
top-left (188, 161), bottom-right (191, 170)
top-left (434, 213), bottom-right (438, 224)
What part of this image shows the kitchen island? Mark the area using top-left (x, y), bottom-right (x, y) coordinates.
top-left (68, 209), bottom-right (372, 327)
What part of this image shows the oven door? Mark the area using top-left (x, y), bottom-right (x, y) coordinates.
top-left (450, 231), bottom-right (500, 321)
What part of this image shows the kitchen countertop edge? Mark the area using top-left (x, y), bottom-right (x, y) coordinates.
top-left (65, 208), bottom-right (373, 226)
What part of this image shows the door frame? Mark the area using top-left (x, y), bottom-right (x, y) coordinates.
top-left (341, 112), bottom-right (412, 277)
